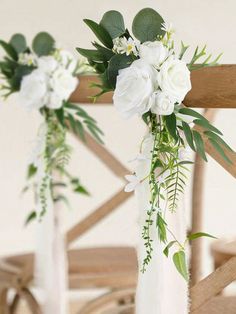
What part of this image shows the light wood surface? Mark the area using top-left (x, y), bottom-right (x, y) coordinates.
top-left (190, 109), bottom-right (218, 285)
top-left (70, 66), bottom-right (236, 108)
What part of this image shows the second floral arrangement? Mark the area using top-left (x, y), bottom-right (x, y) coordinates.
top-left (77, 8), bottom-right (232, 279)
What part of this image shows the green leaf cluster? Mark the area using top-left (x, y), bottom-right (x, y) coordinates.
top-left (0, 32), bottom-right (55, 95)
top-left (77, 8), bottom-right (166, 93)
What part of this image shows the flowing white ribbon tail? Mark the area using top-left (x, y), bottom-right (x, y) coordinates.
top-left (135, 134), bottom-right (189, 314)
top-left (35, 180), bottom-right (68, 314)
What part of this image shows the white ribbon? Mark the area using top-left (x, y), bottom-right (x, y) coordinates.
top-left (33, 124), bottom-right (68, 314)
top-left (135, 133), bottom-right (189, 314)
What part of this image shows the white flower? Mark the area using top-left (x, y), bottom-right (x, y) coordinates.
top-left (113, 59), bottom-right (156, 118)
top-left (129, 153), bottom-right (150, 163)
top-left (124, 174), bottom-right (140, 192)
top-left (37, 56), bottom-right (58, 73)
top-left (48, 68), bottom-right (78, 107)
top-left (19, 69), bottom-right (48, 110)
top-left (139, 41), bottom-right (168, 67)
top-left (47, 92), bottom-right (63, 109)
top-left (157, 56), bottom-right (191, 103)
top-left (19, 53), bottom-right (37, 66)
top-left (113, 37), bottom-right (140, 56)
top-left (58, 50), bottom-right (77, 73)
top-left (149, 91), bottom-right (175, 115)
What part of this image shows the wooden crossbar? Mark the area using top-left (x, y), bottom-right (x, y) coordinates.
top-left (70, 65), bottom-right (236, 107)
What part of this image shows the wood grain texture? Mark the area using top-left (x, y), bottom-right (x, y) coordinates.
top-left (184, 65), bottom-right (236, 108)
top-left (190, 256), bottom-right (236, 312)
top-left (70, 66), bottom-right (236, 108)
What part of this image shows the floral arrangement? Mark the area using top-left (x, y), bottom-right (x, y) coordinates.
top-left (77, 8), bottom-right (232, 279)
top-left (0, 32), bottom-right (103, 221)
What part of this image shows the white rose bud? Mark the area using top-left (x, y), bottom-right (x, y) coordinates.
top-left (157, 56), bottom-right (191, 103)
top-left (139, 41), bottom-right (168, 67)
top-left (150, 91), bottom-right (175, 116)
top-left (19, 69), bottom-right (48, 110)
top-left (113, 59), bottom-right (156, 119)
top-left (48, 68), bottom-right (78, 107)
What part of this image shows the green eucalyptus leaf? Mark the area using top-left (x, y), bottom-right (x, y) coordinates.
top-left (182, 121), bottom-right (195, 151)
top-left (27, 164), bottom-right (38, 179)
top-left (173, 250), bottom-right (189, 281)
top-left (25, 211), bottom-right (37, 226)
top-left (92, 42), bottom-right (114, 61)
top-left (32, 32), bottom-right (55, 56)
top-left (156, 213), bottom-right (167, 243)
top-left (178, 108), bottom-right (209, 123)
top-left (163, 241), bottom-right (176, 257)
top-left (108, 54), bottom-right (132, 87)
top-left (0, 40), bottom-right (18, 60)
top-left (84, 19), bottom-right (113, 49)
top-left (204, 131), bottom-right (233, 152)
top-left (209, 138), bottom-right (232, 164)
top-left (100, 10), bottom-right (125, 39)
top-left (132, 8), bottom-right (165, 42)
top-left (193, 130), bottom-right (207, 161)
top-left (74, 185), bottom-right (90, 196)
top-left (76, 48), bottom-right (104, 62)
top-left (193, 119), bottom-right (223, 136)
top-left (10, 34), bottom-right (27, 54)
top-left (187, 232), bottom-right (217, 241)
top-left (10, 65), bottom-right (34, 91)
top-left (182, 121), bottom-right (196, 151)
top-left (55, 108), bottom-right (65, 127)
top-left (164, 113), bottom-right (178, 141)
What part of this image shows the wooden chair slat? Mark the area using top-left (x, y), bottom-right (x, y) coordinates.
top-left (72, 130), bottom-right (130, 179)
top-left (193, 296), bottom-right (236, 314)
top-left (190, 256), bottom-right (236, 312)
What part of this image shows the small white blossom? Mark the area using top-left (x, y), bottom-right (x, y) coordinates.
top-left (124, 174), bottom-right (140, 192)
top-left (129, 153), bottom-right (150, 163)
top-left (113, 37), bottom-right (140, 56)
top-left (19, 53), bottom-right (37, 66)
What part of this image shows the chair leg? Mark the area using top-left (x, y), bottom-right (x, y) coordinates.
top-left (9, 293), bottom-right (20, 314)
top-left (0, 288), bottom-right (10, 314)
top-left (21, 288), bottom-right (42, 314)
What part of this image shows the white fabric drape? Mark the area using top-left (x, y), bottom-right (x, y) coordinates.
top-left (35, 177), bottom-right (68, 314)
top-left (135, 134), bottom-right (189, 314)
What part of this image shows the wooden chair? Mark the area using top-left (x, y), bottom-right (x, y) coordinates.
top-left (1, 65), bottom-right (236, 313)
top-left (78, 65), bottom-right (236, 313)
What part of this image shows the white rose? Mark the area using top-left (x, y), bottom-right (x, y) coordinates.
top-left (157, 56), bottom-right (191, 103)
top-left (139, 41), bottom-right (168, 67)
top-left (19, 69), bottom-right (48, 110)
top-left (37, 56), bottom-right (58, 73)
top-left (59, 50), bottom-right (77, 73)
top-left (47, 92), bottom-right (63, 109)
top-left (113, 59), bottom-right (156, 119)
top-left (150, 91), bottom-right (175, 115)
top-left (49, 68), bottom-right (78, 103)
